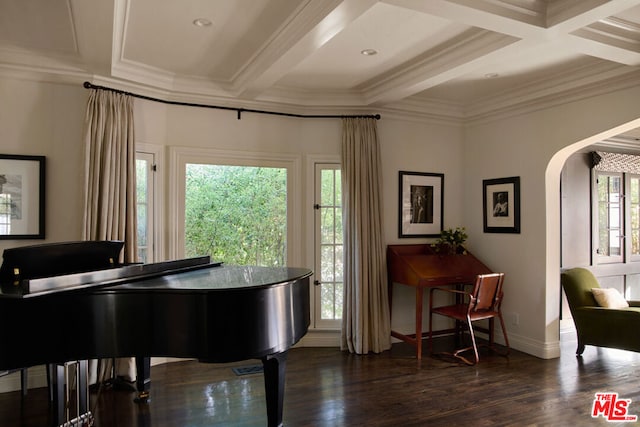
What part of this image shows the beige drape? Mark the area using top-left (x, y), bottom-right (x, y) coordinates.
top-left (341, 117), bottom-right (391, 354)
top-left (82, 89), bottom-right (137, 261)
top-left (82, 88), bottom-right (138, 382)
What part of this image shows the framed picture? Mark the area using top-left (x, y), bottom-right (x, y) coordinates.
top-left (398, 171), bottom-right (443, 238)
top-left (0, 154), bottom-right (46, 239)
top-left (483, 176), bottom-right (520, 234)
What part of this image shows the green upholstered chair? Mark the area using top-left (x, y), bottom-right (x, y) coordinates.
top-left (561, 267), bottom-right (640, 355)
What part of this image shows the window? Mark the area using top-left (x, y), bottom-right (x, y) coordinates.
top-left (314, 163), bottom-right (343, 328)
top-left (184, 164), bottom-right (287, 266)
top-left (136, 144), bottom-right (163, 264)
top-left (136, 153), bottom-right (155, 263)
top-left (594, 171), bottom-right (640, 264)
top-left (169, 147), bottom-right (301, 265)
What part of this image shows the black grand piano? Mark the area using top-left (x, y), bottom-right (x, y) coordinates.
top-left (0, 241), bottom-right (312, 427)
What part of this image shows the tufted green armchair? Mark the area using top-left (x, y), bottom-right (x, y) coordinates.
top-left (561, 267), bottom-right (640, 356)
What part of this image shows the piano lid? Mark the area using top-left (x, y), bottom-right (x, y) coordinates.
top-left (0, 240), bottom-right (125, 284)
top-left (0, 256), bottom-right (217, 298)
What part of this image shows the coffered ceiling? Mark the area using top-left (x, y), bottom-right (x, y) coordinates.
top-left (1, 0), bottom-right (640, 125)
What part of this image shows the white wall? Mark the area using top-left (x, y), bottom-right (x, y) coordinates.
top-left (379, 118), bottom-right (466, 334)
top-left (462, 80), bottom-right (640, 358)
top-left (0, 78), bottom-right (87, 254)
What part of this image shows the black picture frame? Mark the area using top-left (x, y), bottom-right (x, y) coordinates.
top-left (483, 176), bottom-right (520, 234)
top-left (398, 171), bottom-right (444, 238)
top-left (0, 154), bottom-right (46, 239)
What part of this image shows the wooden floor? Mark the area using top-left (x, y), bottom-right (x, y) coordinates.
top-left (1, 335), bottom-right (639, 426)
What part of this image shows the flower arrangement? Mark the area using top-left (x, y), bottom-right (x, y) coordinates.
top-left (432, 227), bottom-right (468, 255)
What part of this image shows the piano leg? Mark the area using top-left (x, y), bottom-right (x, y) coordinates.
top-left (261, 352), bottom-right (287, 427)
top-left (77, 360), bottom-right (89, 418)
top-left (53, 364), bottom-right (65, 426)
top-left (134, 356), bottom-right (151, 403)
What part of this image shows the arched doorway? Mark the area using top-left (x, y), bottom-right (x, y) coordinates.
top-left (546, 119), bottom-right (640, 350)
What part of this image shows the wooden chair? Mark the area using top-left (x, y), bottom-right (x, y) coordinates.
top-left (428, 273), bottom-right (510, 365)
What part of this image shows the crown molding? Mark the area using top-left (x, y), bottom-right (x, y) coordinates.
top-left (2, 51), bottom-right (640, 131)
top-left (464, 60), bottom-right (631, 121)
top-left (464, 67), bottom-right (640, 127)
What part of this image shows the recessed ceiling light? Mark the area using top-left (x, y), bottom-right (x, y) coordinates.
top-left (484, 72), bottom-right (499, 78)
top-left (193, 18), bottom-right (212, 27)
top-left (361, 49), bottom-right (378, 56)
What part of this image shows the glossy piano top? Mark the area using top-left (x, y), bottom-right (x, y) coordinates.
top-left (109, 264), bottom-right (313, 292)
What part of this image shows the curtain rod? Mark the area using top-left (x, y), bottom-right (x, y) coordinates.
top-left (83, 82), bottom-right (380, 121)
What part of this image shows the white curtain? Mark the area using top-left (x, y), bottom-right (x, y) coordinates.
top-left (82, 88), bottom-right (138, 383)
top-left (341, 117), bottom-right (391, 354)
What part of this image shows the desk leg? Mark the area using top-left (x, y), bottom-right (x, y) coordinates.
top-left (415, 287), bottom-right (423, 360)
top-left (262, 352), bottom-right (287, 427)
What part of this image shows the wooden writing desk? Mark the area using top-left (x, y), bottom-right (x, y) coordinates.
top-left (387, 244), bottom-right (492, 359)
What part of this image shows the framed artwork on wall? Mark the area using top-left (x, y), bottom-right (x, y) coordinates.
top-left (483, 176), bottom-right (520, 234)
top-left (398, 171), bottom-right (443, 238)
top-left (0, 154), bottom-right (46, 239)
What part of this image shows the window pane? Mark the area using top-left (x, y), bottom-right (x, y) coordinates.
top-left (321, 207), bottom-right (335, 244)
top-left (627, 274), bottom-right (640, 299)
top-left (321, 245), bottom-right (335, 282)
top-left (335, 245), bottom-right (343, 282)
top-left (137, 203), bottom-right (147, 245)
top-left (136, 159), bottom-right (147, 203)
top-left (184, 164), bottom-right (287, 266)
top-left (321, 170), bottom-right (335, 206)
top-left (321, 284), bottom-right (337, 319)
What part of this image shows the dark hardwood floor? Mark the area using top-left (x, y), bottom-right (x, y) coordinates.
top-left (1, 335), bottom-right (638, 426)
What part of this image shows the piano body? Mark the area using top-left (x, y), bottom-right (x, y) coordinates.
top-left (387, 244), bottom-right (492, 359)
top-left (0, 241), bottom-right (312, 427)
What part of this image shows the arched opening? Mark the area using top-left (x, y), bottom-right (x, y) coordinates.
top-left (545, 118), bottom-right (640, 351)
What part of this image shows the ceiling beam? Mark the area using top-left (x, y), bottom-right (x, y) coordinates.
top-left (362, 29), bottom-right (522, 105)
top-left (232, 0), bottom-right (376, 100)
